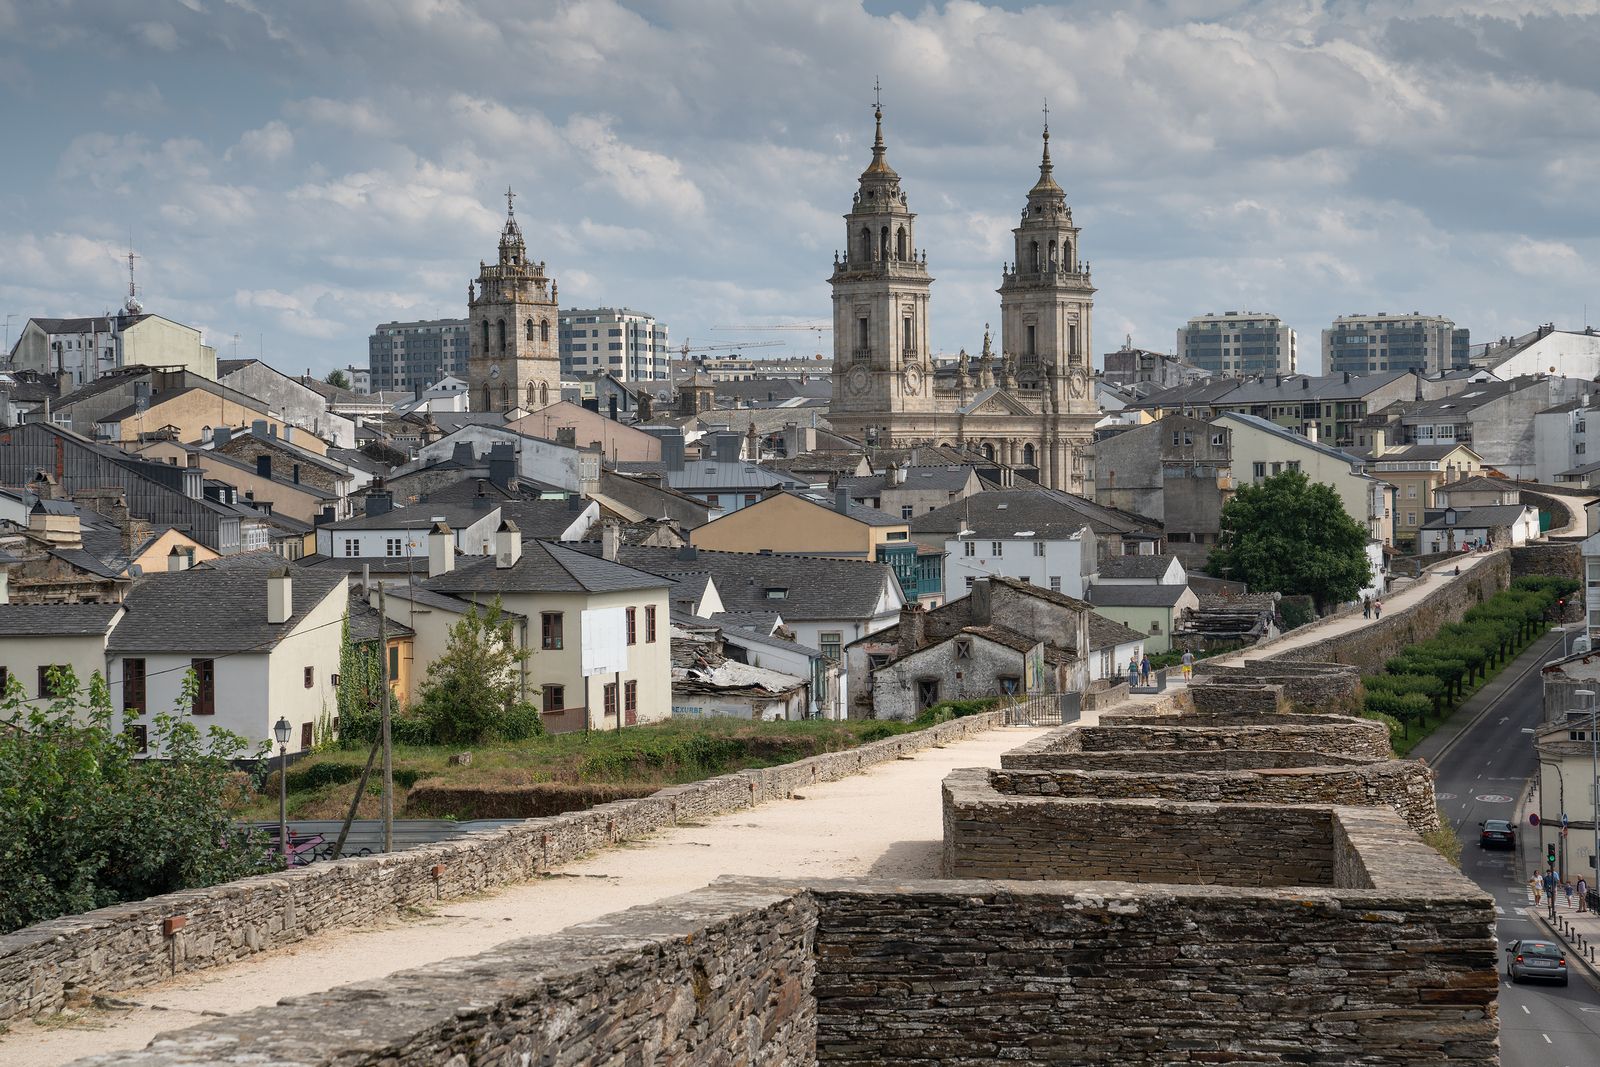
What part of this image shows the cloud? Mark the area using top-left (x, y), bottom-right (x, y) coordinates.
top-left (1505, 237), bottom-right (1585, 278)
top-left (564, 115), bottom-right (706, 220)
top-left (288, 96), bottom-right (397, 138)
top-left (134, 21), bottom-right (179, 50)
top-left (101, 82), bottom-right (165, 117)
top-left (227, 120), bottom-right (294, 163)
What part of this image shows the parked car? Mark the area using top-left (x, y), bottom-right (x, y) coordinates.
top-left (1505, 939), bottom-right (1568, 985)
top-left (1479, 819), bottom-right (1516, 849)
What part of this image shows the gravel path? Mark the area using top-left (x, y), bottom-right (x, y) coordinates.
top-left (5, 724), bottom-right (1045, 1067)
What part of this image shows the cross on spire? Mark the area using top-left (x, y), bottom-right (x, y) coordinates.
top-left (505, 185), bottom-right (517, 216)
top-left (873, 76), bottom-right (883, 113)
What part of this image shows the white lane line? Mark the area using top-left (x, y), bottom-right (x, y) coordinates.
top-left (1543, 1033), bottom-right (1553, 1044)
top-left (1521, 1004), bottom-right (1530, 1014)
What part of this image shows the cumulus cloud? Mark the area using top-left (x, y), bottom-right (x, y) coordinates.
top-left (1505, 237), bottom-right (1586, 278)
top-left (564, 115), bottom-right (706, 221)
top-left (134, 21), bottom-right (179, 50)
top-left (227, 120), bottom-right (294, 163)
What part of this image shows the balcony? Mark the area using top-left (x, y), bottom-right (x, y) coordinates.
top-left (853, 347), bottom-right (872, 362)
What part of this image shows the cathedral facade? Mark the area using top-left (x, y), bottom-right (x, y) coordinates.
top-left (827, 107), bottom-right (1099, 495)
top-left (467, 189), bottom-right (561, 414)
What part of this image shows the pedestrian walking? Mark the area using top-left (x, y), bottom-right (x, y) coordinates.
top-left (1139, 654), bottom-right (1153, 686)
top-left (1127, 656), bottom-right (1139, 688)
top-left (1362, 598), bottom-right (1371, 619)
top-left (1564, 880), bottom-right (1574, 909)
top-left (1180, 649), bottom-right (1195, 680)
top-left (1531, 874), bottom-right (1542, 906)
top-left (1373, 600), bottom-right (1383, 620)
top-left (1579, 877), bottom-right (1590, 913)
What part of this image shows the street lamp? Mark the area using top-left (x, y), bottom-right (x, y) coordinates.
top-left (273, 716), bottom-right (292, 863)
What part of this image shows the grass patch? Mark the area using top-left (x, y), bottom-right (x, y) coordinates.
top-left (242, 701), bottom-right (993, 821)
top-left (1421, 811), bottom-right (1463, 869)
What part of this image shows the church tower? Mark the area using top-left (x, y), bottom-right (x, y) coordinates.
top-left (829, 90), bottom-right (935, 439)
top-left (468, 188), bottom-right (560, 414)
top-left (997, 113), bottom-right (1098, 492)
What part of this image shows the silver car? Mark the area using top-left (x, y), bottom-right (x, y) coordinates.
top-left (1506, 939), bottom-right (1568, 985)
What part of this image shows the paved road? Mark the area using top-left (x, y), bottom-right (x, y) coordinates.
top-left (1426, 629), bottom-right (1600, 1067)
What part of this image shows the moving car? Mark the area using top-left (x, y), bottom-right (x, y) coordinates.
top-left (1505, 939), bottom-right (1568, 985)
top-left (1479, 819), bottom-right (1515, 849)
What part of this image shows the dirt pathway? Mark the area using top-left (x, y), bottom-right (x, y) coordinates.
top-left (5, 725), bottom-right (1045, 1066)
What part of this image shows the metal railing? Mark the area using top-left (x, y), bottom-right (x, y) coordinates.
top-left (996, 691), bottom-right (1081, 727)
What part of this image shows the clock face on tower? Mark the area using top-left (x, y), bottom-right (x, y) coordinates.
top-left (489, 363), bottom-right (502, 380)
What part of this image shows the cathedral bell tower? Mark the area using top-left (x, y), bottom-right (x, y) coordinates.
top-left (468, 187), bottom-right (560, 414)
top-left (999, 112), bottom-right (1094, 409)
top-left (829, 86), bottom-right (935, 435)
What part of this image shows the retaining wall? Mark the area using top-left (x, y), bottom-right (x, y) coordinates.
top-left (1509, 540), bottom-right (1581, 581)
top-left (1191, 659), bottom-right (1364, 715)
top-left (1001, 718), bottom-right (1394, 769)
top-left (0, 711), bottom-right (1006, 1024)
top-left (1187, 680), bottom-right (1288, 715)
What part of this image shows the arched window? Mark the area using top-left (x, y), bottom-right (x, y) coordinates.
top-left (859, 227), bottom-right (870, 260)
top-left (540, 319), bottom-right (550, 342)
top-left (540, 382), bottom-right (549, 405)
top-left (1022, 443), bottom-right (1036, 467)
top-left (500, 383), bottom-right (510, 408)
top-left (880, 226), bottom-right (889, 260)
top-left (982, 443), bottom-right (995, 461)
top-left (480, 320), bottom-right (489, 354)
top-left (497, 318), bottom-right (507, 353)
top-left (527, 381), bottom-right (539, 407)
top-left (481, 384), bottom-right (492, 411)
top-left (895, 226), bottom-right (907, 260)
top-left (1047, 240), bottom-right (1057, 270)
top-left (526, 319), bottom-right (535, 342)
top-left (1030, 241), bottom-right (1040, 271)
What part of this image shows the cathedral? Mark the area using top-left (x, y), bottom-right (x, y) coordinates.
top-left (827, 103), bottom-right (1100, 495)
top-left (467, 188), bottom-right (561, 414)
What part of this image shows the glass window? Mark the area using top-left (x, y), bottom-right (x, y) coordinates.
top-left (820, 631), bottom-right (842, 661)
top-left (991, 541), bottom-right (1004, 556)
top-left (123, 657), bottom-right (146, 715)
top-left (543, 684), bottom-right (565, 712)
top-left (626, 606), bottom-right (637, 645)
top-left (963, 541), bottom-right (975, 556)
top-left (541, 612), bottom-right (564, 650)
top-left (646, 605), bottom-right (657, 643)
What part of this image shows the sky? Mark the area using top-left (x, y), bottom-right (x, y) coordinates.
top-left (2, 0), bottom-right (1598, 378)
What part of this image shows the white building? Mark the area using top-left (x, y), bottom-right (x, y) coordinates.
top-left (0, 603), bottom-right (124, 713)
top-left (317, 500), bottom-right (505, 561)
top-left (1323, 313), bottom-right (1467, 377)
top-left (1177, 311), bottom-right (1296, 377)
top-left (1416, 505), bottom-right (1540, 553)
top-left (1532, 716), bottom-right (1600, 884)
top-left (943, 526), bottom-right (1095, 601)
top-left (1477, 324), bottom-right (1600, 379)
top-left (106, 565), bottom-right (346, 753)
top-left (561, 307), bottom-right (670, 382)
top-left (9, 311), bottom-right (218, 386)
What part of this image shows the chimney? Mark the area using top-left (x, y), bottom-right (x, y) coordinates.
top-left (213, 426), bottom-right (232, 447)
top-left (897, 604), bottom-right (928, 658)
top-left (487, 443), bottom-right (516, 489)
top-left (256, 454), bottom-right (272, 479)
top-left (834, 487), bottom-right (851, 515)
top-left (27, 501), bottom-right (82, 549)
top-left (269, 424), bottom-right (278, 438)
top-left (267, 568), bottom-right (292, 625)
top-left (677, 543), bottom-right (698, 562)
top-left (969, 577), bottom-right (992, 625)
top-left (428, 521), bottom-right (455, 577)
top-left (714, 431), bottom-right (741, 463)
top-left (495, 519), bottom-right (522, 568)
top-left (252, 419), bottom-right (268, 438)
top-left (451, 441), bottom-right (475, 465)
top-left (365, 485), bottom-right (393, 517)
top-left (167, 545), bottom-right (190, 572)
top-left (472, 480), bottom-right (493, 509)
top-left (186, 452), bottom-right (201, 468)
top-left (602, 521), bottom-right (622, 562)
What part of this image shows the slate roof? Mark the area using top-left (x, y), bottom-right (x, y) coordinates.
top-left (787, 490), bottom-right (903, 527)
top-left (379, 583), bottom-right (526, 620)
top-left (613, 459), bottom-right (806, 492)
top-left (1087, 584), bottom-right (1191, 608)
top-left (0, 603), bottom-right (121, 636)
top-left (1213, 411), bottom-right (1365, 468)
top-left (718, 621), bottom-right (822, 660)
top-left (327, 502), bottom-right (500, 531)
top-left (1095, 554), bottom-right (1180, 580)
top-left (429, 539), bottom-right (669, 595)
top-left (567, 544), bottom-right (898, 622)
top-left (1419, 505), bottom-right (1535, 530)
top-left (910, 488), bottom-right (1161, 540)
top-left (25, 315), bottom-right (118, 335)
top-left (839, 465), bottom-right (976, 499)
top-left (108, 568), bottom-right (346, 654)
top-left (345, 594), bottom-right (414, 642)
top-left (1371, 443), bottom-right (1479, 463)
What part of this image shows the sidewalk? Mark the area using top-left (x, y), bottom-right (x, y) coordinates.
top-left (1515, 779), bottom-right (1600, 986)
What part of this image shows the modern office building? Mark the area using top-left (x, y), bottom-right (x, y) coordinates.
top-left (560, 308), bottom-right (670, 381)
top-left (1176, 312), bottom-right (1296, 376)
top-left (367, 319), bottom-right (470, 392)
top-left (1322, 313), bottom-right (1468, 376)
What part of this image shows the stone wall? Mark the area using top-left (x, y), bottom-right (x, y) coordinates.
top-left (1187, 679), bottom-right (1288, 715)
top-left (1000, 719), bottom-right (1394, 768)
top-left (982, 758), bottom-right (1439, 833)
top-left (70, 881), bottom-right (818, 1067)
top-left (941, 783), bottom-right (1338, 885)
top-left (0, 711), bottom-right (1007, 1025)
top-left (1191, 659), bottom-right (1364, 715)
top-left (1272, 550), bottom-right (1509, 666)
top-left (1509, 540), bottom-right (1581, 580)
top-left (1015, 748), bottom-right (1364, 771)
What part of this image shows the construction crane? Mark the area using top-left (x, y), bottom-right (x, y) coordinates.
top-left (711, 321), bottom-right (832, 357)
top-left (678, 338), bottom-right (784, 360)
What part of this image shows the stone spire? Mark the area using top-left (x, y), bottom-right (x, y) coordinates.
top-left (498, 185), bottom-right (527, 264)
top-left (1028, 103), bottom-right (1065, 204)
top-left (859, 78), bottom-right (899, 184)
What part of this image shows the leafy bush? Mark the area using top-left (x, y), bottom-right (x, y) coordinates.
top-left (1360, 709), bottom-right (1405, 742)
top-left (416, 599), bottom-right (544, 746)
top-left (0, 668), bottom-right (277, 934)
top-left (1279, 596), bottom-right (1316, 631)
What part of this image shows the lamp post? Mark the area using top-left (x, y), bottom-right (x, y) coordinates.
top-left (273, 716), bottom-right (292, 863)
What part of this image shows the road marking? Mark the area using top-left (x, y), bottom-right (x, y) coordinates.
top-left (1476, 794), bottom-right (1514, 803)
top-left (1543, 1034), bottom-right (1552, 1044)
top-left (1500, 716), bottom-right (1509, 725)
top-left (1521, 1004), bottom-right (1530, 1014)
top-left (1496, 905), bottom-right (1506, 915)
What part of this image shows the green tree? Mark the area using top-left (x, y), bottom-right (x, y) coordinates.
top-left (0, 667), bottom-right (276, 933)
top-left (336, 612), bottom-right (385, 721)
top-left (1206, 469), bottom-right (1371, 611)
top-left (325, 369), bottom-right (350, 389)
top-left (416, 598), bottom-right (544, 745)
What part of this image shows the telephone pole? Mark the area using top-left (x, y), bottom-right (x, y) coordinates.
top-left (377, 583), bottom-right (394, 853)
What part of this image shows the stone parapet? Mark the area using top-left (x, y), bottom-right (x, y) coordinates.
top-left (1187, 679), bottom-right (1289, 715)
top-left (0, 710), bottom-right (1007, 1025)
top-left (1001, 717), bottom-right (1394, 768)
top-left (1192, 659), bottom-right (1364, 715)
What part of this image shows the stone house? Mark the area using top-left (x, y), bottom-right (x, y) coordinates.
top-left (911, 487), bottom-right (1164, 576)
top-left (1416, 504), bottom-right (1540, 553)
top-left (506, 400), bottom-right (662, 463)
top-left (1094, 414), bottom-right (1230, 565)
top-left (838, 464), bottom-right (983, 520)
top-left (217, 359), bottom-right (357, 448)
top-left (214, 424), bottom-right (354, 494)
top-left (134, 440), bottom-right (346, 526)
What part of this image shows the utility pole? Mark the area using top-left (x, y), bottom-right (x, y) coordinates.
top-left (377, 582), bottom-right (394, 854)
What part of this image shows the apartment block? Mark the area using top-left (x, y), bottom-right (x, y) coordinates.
top-left (1176, 311), bottom-right (1295, 376)
top-left (1323, 313), bottom-right (1468, 376)
top-left (368, 319), bottom-right (470, 392)
top-left (560, 307), bottom-right (670, 381)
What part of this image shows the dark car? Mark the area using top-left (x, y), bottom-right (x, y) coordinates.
top-left (1506, 939), bottom-right (1568, 985)
top-left (1479, 819), bottom-right (1516, 849)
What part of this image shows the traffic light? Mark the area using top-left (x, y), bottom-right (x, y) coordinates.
top-left (1548, 843), bottom-right (1558, 865)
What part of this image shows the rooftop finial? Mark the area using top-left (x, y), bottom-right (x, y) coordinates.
top-left (505, 185), bottom-right (516, 216)
top-left (1041, 96), bottom-right (1052, 169)
top-left (872, 76), bottom-right (884, 147)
